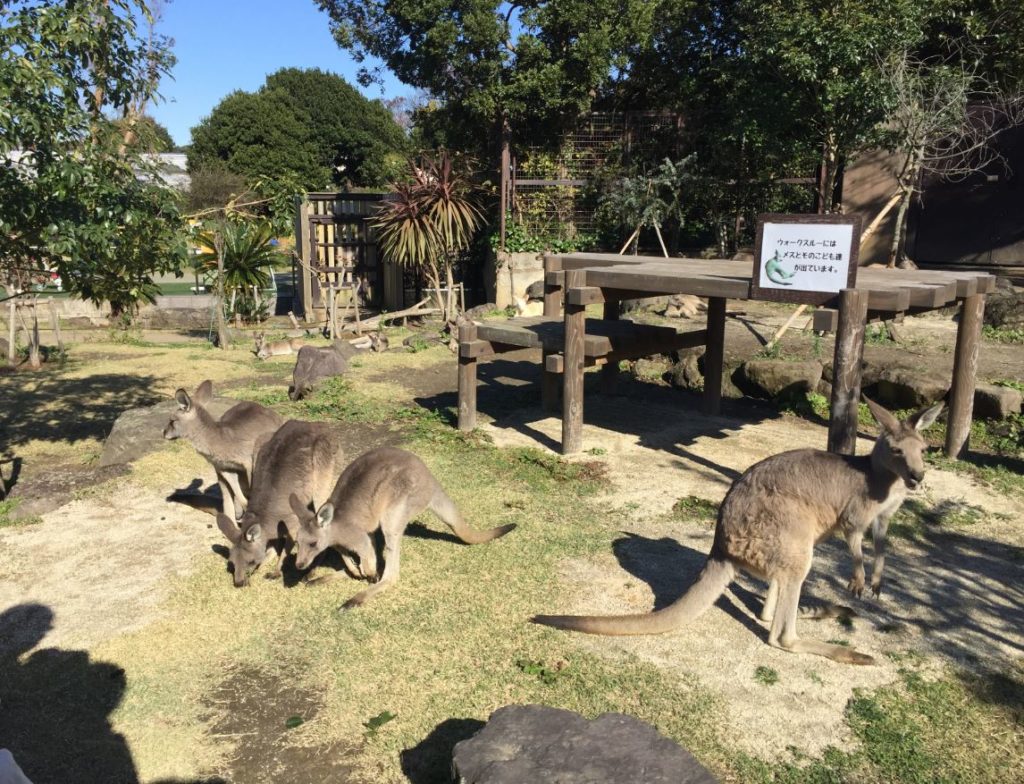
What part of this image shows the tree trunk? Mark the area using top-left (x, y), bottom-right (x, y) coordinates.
top-left (28, 303), bottom-right (41, 370)
top-left (213, 231), bottom-right (230, 348)
top-left (425, 262), bottom-right (445, 321)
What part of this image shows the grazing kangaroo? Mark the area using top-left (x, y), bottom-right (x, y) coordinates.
top-left (288, 447), bottom-right (516, 609)
top-left (216, 419), bottom-right (345, 587)
top-left (255, 332), bottom-right (304, 359)
top-left (163, 380), bottom-right (284, 522)
top-left (534, 399), bottom-right (944, 665)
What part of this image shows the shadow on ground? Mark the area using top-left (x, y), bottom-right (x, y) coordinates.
top-left (400, 717), bottom-right (485, 784)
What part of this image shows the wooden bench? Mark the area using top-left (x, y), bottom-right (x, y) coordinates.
top-left (457, 316), bottom-right (707, 431)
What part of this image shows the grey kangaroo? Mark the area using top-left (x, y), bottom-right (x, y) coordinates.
top-left (534, 398), bottom-right (944, 665)
top-left (163, 380), bottom-right (284, 522)
top-left (288, 447), bottom-right (516, 609)
top-left (216, 419), bottom-right (345, 587)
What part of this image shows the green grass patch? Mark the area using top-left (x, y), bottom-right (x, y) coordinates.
top-left (889, 497), bottom-right (986, 539)
top-left (754, 666), bottom-right (779, 686)
top-left (671, 495), bottom-right (719, 522)
top-left (0, 497), bottom-right (38, 528)
top-left (983, 324), bottom-right (1024, 344)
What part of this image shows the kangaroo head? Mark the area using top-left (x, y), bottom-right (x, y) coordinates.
top-left (289, 493), bottom-right (334, 571)
top-left (217, 511), bottom-right (268, 587)
top-left (865, 397), bottom-right (943, 490)
top-left (254, 332), bottom-right (270, 358)
top-left (162, 380), bottom-right (214, 440)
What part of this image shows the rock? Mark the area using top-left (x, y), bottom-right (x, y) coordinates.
top-left (973, 384), bottom-right (1023, 420)
top-left (99, 397), bottom-right (237, 467)
top-left (630, 357), bottom-right (672, 382)
top-left (619, 296), bottom-right (671, 316)
top-left (872, 366), bottom-right (949, 408)
top-left (739, 360), bottom-right (824, 399)
top-left (668, 347), bottom-right (706, 391)
top-left (663, 294), bottom-right (706, 319)
top-left (984, 281), bottom-right (1024, 329)
top-left (823, 358), bottom-right (884, 389)
top-left (403, 332), bottom-right (447, 350)
top-left (452, 704), bottom-right (718, 784)
top-left (464, 303), bottom-right (501, 320)
top-left (289, 342), bottom-right (356, 401)
top-left (525, 280), bottom-right (546, 300)
top-left (817, 379), bottom-right (833, 399)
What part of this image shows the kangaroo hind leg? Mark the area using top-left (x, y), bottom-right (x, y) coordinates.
top-left (341, 506), bottom-right (407, 611)
top-left (768, 574), bottom-right (873, 665)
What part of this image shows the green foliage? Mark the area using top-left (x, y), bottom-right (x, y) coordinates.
top-left (193, 219), bottom-right (280, 322)
top-left (111, 115), bottom-right (176, 153)
top-left (672, 495), bottom-right (719, 520)
top-left (753, 666), bottom-right (780, 686)
top-left (188, 89), bottom-right (327, 186)
top-left (0, 0), bottom-right (187, 315)
top-left (983, 324), bottom-right (1024, 343)
top-left (186, 163), bottom-right (250, 213)
top-left (515, 658), bottom-right (568, 686)
top-left (493, 220), bottom-right (597, 254)
top-left (188, 68), bottom-right (407, 190)
top-left (596, 156), bottom-right (695, 236)
top-left (363, 710), bottom-right (397, 737)
top-left (263, 68), bottom-right (408, 187)
top-left (315, 0), bottom-right (657, 152)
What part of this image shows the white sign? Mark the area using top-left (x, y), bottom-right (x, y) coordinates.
top-left (758, 221), bottom-right (854, 294)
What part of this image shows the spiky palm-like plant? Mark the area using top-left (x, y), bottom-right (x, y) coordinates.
top-left (371, 153), bottom-right (483, 320)
top-left (194, 219), bottom-right (280, 323)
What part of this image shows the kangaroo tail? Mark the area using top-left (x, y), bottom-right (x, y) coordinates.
top-left (532, 556), bottom-right (735, 636)
top-left (429, 487), bottom-right (515, 544)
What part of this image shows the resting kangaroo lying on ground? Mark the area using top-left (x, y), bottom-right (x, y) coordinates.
top-left (163, 380), bottom-right (284, 522)
top-left (216, 419), bottom-right (345, 586)
top-left (289, 447), bottom-right (516, 609)
top-left (534, 398), bottom-right (944, 665)
top-left (255, 332), bottom-right (304, 359)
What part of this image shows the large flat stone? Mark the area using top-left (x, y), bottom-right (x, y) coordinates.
top-left (872, 367), bottom-right (949, 408)
top-left (974, 384), bottom-right (1023, 420)
top-left (739, 359), bottom-right (823, 399)
top-left (99, 396), bottom-right (238, 467)
top-left (452, 704), bottom-right (718, 784)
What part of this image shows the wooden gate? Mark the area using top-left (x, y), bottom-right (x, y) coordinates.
top-left (294, 192), bottom-right (403, 322)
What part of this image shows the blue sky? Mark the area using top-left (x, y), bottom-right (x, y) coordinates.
top-left (148, 0), bottom-right (409, 147)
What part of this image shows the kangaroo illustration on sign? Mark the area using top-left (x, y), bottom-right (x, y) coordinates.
top-left (765, 250), bottom-right (796, 286)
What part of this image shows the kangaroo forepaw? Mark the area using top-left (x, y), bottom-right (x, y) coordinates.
top-left (870, 579), bottom-right (883, 598)
top-left (263, 569), bottom-right (282, 581)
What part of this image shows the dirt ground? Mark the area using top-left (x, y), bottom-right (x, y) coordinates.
top-left (0, 303), bottom-right (1022, 780)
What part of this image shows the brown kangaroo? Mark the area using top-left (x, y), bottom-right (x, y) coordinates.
top-left (162, 380), bottom-right (284, 522)
top-left (216, 420), bottom-right (344, 586)
top-left (288, 447), bottom-right (516, 609)
top-left (255, 332), bottom-right (304, 359)
top-left (533, 398), bottom-right (944, 665)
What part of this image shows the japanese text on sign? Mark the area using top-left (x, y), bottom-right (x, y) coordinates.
top-left (758, 222), bottom-right (854, 294)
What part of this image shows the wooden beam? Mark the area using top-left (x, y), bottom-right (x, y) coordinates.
top-left (945, 293), bottom-right (985, 458)
top-left (566, 286), bottom-right (606, 306)
top-left (562, 269), bottom-right (586, 455)
top-left (457, 322), bottom-right (478, 432)
top-left (459, 339), bottom-right (496, 359)
top-left (703, 297), bottom-right (727, 415)
top-left (828, 289), bottom-right (869, 455)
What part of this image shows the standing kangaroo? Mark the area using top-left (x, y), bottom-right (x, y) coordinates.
top-left (255, 332), bottom-right (304, 359)
top-left (216, 420), bottom-right (345, 587)
top-left (288, 447), bottom-right (516, 609)
top-left (534, 399), bottom-right (944, 665)
top-left (163, 380), bottom-right (284, 522)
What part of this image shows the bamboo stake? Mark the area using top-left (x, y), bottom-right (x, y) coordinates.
top-left (618, 226), bottom-right (641, 255)
top-left (653, 224), bottom-right (670, 258)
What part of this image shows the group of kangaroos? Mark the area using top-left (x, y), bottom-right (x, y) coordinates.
top-left (163, 373), bottom-right (943, 666)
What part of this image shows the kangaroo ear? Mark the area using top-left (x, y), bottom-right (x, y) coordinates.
top-left (316, 502), bottom-right (334, 528)
top-left (174, 388), bottom-right (192, 412)
top-left (243, 523), bottom-right (262, 542)
top-left (216, 513), bottom-right (240, 544)
top-left (288, 492), bottom-right (312, 520)
top-left (864, 396), bottom-right (900, 434)
top-left (909, 402), bottom-right (944, 432)
top-left (194, 380), bottom-right (213, 404)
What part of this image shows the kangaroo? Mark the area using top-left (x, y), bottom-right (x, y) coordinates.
top-left (216, 419), bottom-right (345, 587)
top-left (163, 380), bottom-right (285, 522)
top-left (288, 447), bottom-right (516, 609)
top-left (255, 331), bottom-right (304, 359)
top-left (533, 398), bottom-right (944, 665)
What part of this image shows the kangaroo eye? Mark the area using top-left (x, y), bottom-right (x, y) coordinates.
top-left (891, 447), bottom-right (903, 456)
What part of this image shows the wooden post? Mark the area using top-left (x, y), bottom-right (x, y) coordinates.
top-left (457, 322), bottom-right (478, 431)
top-left (298, 199), bottom-right (313, 322)
top-left (541, 263), bottom-right (563, 413)
top-left (702, 297), bottom-right (727, 415)
top-left (945, 293), bottom-right (985, 458)
top-left (499, 122), bottom-right (510, 251)
top-left (27, 301), bottom-right (41, 369)
top-left (599, 300), bottom-right (619, 393)
top-left (562, 269), bottom-right (586, 454)
top-left (7, 301), bottom-right (15, 364)
top-left (828, 288), bottom-right (869, 454)
top-left (48, 299), bottom-right (63, 353)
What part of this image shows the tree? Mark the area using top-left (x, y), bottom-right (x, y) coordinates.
top-left (188, 69), bottom-right (408, 189)
top-left (263, 68), bottom-right (408, 186)
top-left (315, 0), bottom-right (657, 153)
top-left (0, 0), bottom-right (187, 315)
top-left (112, 115), bottom-right (176, 152)
top-left (881, 46), bottom-right (1024, 265)
top-left (188, 90), bottom-right (328, 186)
top-left (371, 153), bottom-right (483, 321)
